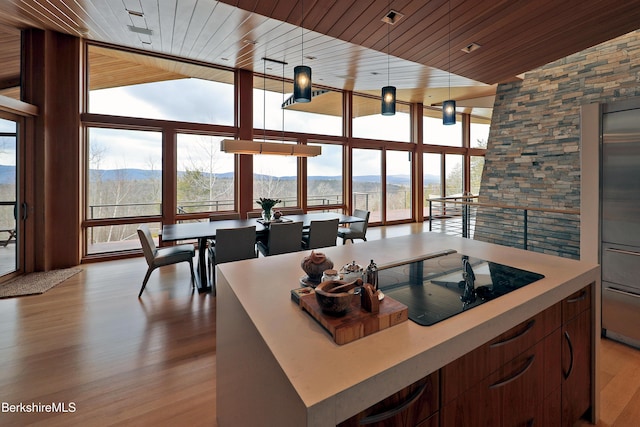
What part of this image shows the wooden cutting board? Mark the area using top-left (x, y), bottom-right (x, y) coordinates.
top-left (299, 292), bottom-right (408, 345)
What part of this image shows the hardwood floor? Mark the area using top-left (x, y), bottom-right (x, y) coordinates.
top-left (0, 258), bottom-right (217, 427)
top-left (0, 224), bottom-right (638, 426)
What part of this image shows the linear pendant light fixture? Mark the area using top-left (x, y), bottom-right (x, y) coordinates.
top-left (220, 57), bottom-right (320, 157)
top-left (220, 139), bottom-right (320, 157)
top-left (443, 0), bottom-right (456, 125)
top-left (381, 3), bottom-right (396, 116)
top-left (293, 0), bottom-right (312, 103)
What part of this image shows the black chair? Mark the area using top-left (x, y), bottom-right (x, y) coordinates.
top-left (257, 221), bottom-right (304, 256)
top-left (207, 212), bottom-right (242, 276)
top-left (338, 209), bottom-right (370, 244)
top-left (137, 224), bottom-right (195, 297)
top-left (209, 225), bottom-right (258, 294)
top-left (302, 218), bottom-right (339, 249)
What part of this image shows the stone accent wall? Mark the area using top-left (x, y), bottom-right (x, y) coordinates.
top-left (475, 29), bottom-right (640, 259)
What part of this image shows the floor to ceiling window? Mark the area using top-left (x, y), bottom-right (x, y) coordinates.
top-left (445, 154), bottom-right (464, 197)
top-left (386, 150), bottom-right (412, 221)
top-left (84, 44), bottom-right (236, 256)
top-left (352, 94), bottom-right (411, 142)
top-left (352, 148), bottom-right (382, 222)
top-left (85, 127), bottom-right (162, 254)
top-left (0, 117), bottom-right (19, 276)
top-left (307, 142), bottom-right (343, 208)
top-left (82, 43), bottom-right (486, 258)
top-left (176, 133), bottom-right (235, 214)
top-left (423, 152), bottom-right (442, 216)
top-left (252, 142), bottom-right (299, 209)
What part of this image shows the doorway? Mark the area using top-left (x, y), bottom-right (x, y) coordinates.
top-left (0, 115), bottom-right (23, 277)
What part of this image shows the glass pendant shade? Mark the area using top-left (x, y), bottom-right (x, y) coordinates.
top-left (443, 99), bottom-right (456, 125)
top-left (293, 65), bottom-right (312, 103)
top-left (381, 85), bottom-right (396, 116)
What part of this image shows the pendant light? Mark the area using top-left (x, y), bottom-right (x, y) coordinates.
top-left (293, 0), bottom-right (312, 103)
top-left (220, 57), bottom-right (320, 157)
top-left (443, 0), bottom-right (456, 125)
top-left (381, 2), bottom-right (396, 116)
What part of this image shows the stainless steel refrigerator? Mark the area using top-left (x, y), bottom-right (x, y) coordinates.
top-left (601, 106), bottom-right (640, 346)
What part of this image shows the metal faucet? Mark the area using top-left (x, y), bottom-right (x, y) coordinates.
top-left (460, 256), bottom-right (476, 307)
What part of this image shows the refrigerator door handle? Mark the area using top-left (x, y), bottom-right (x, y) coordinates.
top-left (605, 247), bottom-right (640, 257)
top-left (604, 287), bottom-right (640, 299)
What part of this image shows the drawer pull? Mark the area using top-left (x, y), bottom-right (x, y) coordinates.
top-left (605, 247), bottom-right (640, 257)
top-left (489, 355), bottom-right (535, 389)
top-left (490, 319), bottom-right (535, 348)
top-left (566, 289), bottom-right (587, 304)
top-left (563, 331), bottom-right (574, 380)
top-left (605, 287), bottom-right (640, 299)
top-left (358, 382), bottom-right (427, 425)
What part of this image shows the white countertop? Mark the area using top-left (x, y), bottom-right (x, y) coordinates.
top-left (217, 233), bottom-right (600, 426)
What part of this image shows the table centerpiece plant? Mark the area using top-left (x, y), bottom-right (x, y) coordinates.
top-left (257, 197), bottom-right (282, 222)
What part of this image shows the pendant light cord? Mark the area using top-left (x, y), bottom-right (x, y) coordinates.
top-left (448, 0), bottom-right (451, 100)
top-left (301, 0), bottom-right (304, 66)
top-left (387, 0), bottom-right (390, 87)
top-left (263, 59), bottom-right (266, 142)
top-left (282, 62), bottom-right (285, 142)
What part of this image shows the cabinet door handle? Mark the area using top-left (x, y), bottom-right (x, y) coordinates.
top-left (566, 290), bottom-right (587, 304)
top-left (489, 319), bottom-right (535, 348)
top-left (358, 381), bottom-right (427, 425)
top-left (605, 247), bottom-right (640, 257)
top-left (489, 355), bottom-right (535, 389)
top-left (605, 287), bottom-right (640, 299)
top-left (563, 331), bottom-right (574, 380)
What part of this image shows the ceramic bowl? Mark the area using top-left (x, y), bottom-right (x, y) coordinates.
top-left (314, 280), bottom-right (356, 315)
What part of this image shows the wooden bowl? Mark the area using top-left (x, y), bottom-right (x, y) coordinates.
top-left (314, 279), bottom-right (358, 316)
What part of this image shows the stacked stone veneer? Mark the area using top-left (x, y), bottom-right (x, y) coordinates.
top-left (475, 29), bottom-right (640, 259)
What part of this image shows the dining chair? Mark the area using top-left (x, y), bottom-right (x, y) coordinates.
top-left (278, 208), bottom-right (304, 215)
top-left (210, 212), bottom-right (241, 221)
top-left (209, 225), bottom-right (258, 294)
top-left (257, 221), bottom-right (304, 256)
top-left (338, 209), bottom-right (370, 244)
top-left (302, 218), bottom-right (339, 249)
top-left (207, 212), bottom-right (242, 273)
top-left (137, 224), bottom-right (196, 297)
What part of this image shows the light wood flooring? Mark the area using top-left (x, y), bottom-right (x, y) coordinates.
top-left (0, 224), bottom-right (638, 426)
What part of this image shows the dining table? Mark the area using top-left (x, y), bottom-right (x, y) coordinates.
top-left (161, 212), bottom-right (365, 293)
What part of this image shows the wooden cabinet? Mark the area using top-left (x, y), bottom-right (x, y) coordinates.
top-left (441, 303), bottom-right (561, 406)
top-left (339, 285), bottom-right (593, 427)
top-left (561, 286), bottom-right (592, 426)
top-left (337, 372), bottom-right (438, 427)
top-left (440, 310), bottom-right (561, 427)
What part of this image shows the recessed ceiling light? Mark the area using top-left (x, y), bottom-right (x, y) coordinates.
top-left (221, 57), bottom-right (229, 61)
top-left (461, 42), bottom-right (481, 53)
top-left (382, 10), bottom-right (404, 25)
top-left (305, 55), bottom-right (316, 61)
top-left (243, 39), bottom-right (258, 45)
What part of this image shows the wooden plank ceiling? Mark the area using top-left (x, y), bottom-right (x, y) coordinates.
top-left (1, 0), bottom-right (640, 118)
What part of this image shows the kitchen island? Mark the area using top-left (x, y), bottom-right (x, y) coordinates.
top-left (216, 233), bottom-right (600, 426)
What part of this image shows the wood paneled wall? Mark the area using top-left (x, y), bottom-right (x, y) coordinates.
top-left (23, 29), bottom-right (81, 270)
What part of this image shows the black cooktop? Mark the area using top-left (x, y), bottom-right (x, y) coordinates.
top-left (378, 250), bottom-right (545, 326)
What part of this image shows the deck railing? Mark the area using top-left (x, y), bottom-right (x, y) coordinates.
top-left (427, 196), bottom-right (581, 259)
